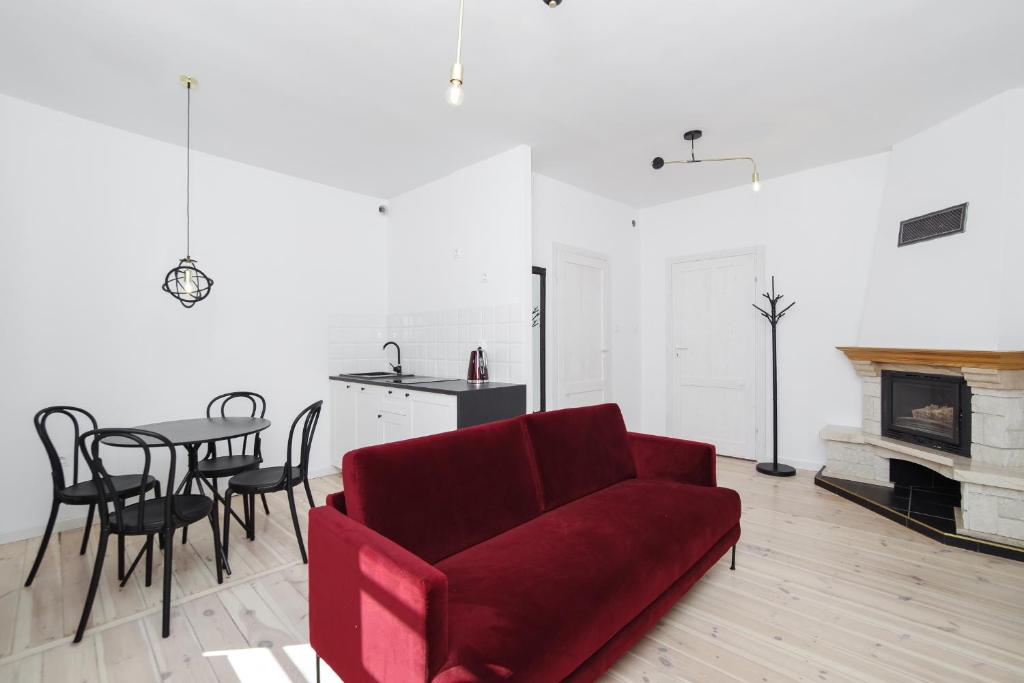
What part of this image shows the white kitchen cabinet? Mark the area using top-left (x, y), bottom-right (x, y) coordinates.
top-left (330, 381), bottom-right (358, 458)
top-left (329, 377), bottom-right (525, 467)
top-left (409, 392), bottom-right (457, 437)
top-left (354, 385), bottom-right (387, 449)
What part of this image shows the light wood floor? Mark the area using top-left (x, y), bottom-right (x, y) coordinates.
top-left (1, 458), bottom-right (1022, 682)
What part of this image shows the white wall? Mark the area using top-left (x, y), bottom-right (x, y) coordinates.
top-left (637, 153), bottom-right (890, 470)
top-left (385, 145), bottom-right (534, 404)
top-left (0, 94), bottom-right (387, 543)
top-left (859, 89), bottom-right (1024, 350)
top-left (385, 146), bottom-right (533, 314)
top-left (532, 174), bottom-right (642, 428)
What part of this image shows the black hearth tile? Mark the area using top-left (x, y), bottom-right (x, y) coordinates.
top-left (909, 512), bottom-right (956, 535)
top-left (876, 505), bottom-right (911, 527)
top-left (944, 534), bottom-right (979, 553)
top-left (908, 497), bottom-right (957, 520)
top-left (978, 542), bottom-right (1024, 563)
top-left (893, 484), bottom-right (913, 498)
top-left (910, 487), bottom-right (961, 506)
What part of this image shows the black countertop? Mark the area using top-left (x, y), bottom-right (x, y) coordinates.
top-left (330, 374), bottom-right (525, 396)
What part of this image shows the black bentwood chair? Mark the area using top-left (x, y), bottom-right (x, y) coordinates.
top-left (26, 407), bottom-right (160, 587)
top-left (74, 428), bottom-right (224, 642)
top-left (181, 391), bottom-right (270, 546)
top-left (223, 400), bottom-right (322, 564)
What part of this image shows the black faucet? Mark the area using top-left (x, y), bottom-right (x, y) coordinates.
top-left (383, 341), bottom-right (402, 375)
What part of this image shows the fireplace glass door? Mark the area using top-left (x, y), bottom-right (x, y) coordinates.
top-left (881, 371), bottom-right (970, 456)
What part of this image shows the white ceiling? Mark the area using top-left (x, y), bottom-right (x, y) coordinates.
top-left (2, 1), bottom-right (1023, 208)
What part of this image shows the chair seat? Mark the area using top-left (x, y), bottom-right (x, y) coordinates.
top-left (110, 495), bottom-right (213, 533)
top-left (59, 474), bottom-right (158, 504)
top-left (196, 454), bottom-right (261, 477)
top-left (227, 466), bottom-right (303, 494)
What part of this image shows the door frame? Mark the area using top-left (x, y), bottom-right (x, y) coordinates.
top-left (552, 243), bottom-right (612, 410)
top-left (665, 246), bottom-right (766, 461)
top-left (532, 266), bottom-right (547, 412)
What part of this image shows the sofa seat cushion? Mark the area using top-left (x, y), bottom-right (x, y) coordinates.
top-left (523, 403), bottom-right (635, 510)
top-left (433, 479), bottom-right (741, 682)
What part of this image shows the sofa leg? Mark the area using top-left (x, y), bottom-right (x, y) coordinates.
top-left (730, 544), bottom-right (736, 571)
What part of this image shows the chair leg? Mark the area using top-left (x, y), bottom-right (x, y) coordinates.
top-left (74, 530), bottom-right (109, 643)
top-left (80, 503), bottom-right (95, 555)
top-left (117, 534), bottom-right (126, 581)
top-left (316, 653), bottom-right (321, 683)
top-left (222, 491), bottom-right (233, 565)
top-left (162, 528), bottom-right (174, 638)
top-left (260, 493), bottom-right (270, 515)
top-left (303, 478), bottom-right (316, 509)
top-left (730, 544), bottom-right (736, 571)
top-left (181, 476), bottom-right (192, 545)
top-left (286, 485), bottom-right (307, 564)
top-left (145, 535), bottom-right (154, 587)
top-left (208, 511), bottom-right (224, 585)
top-left (242, 494), bottom-right (252, 541)
top-left (25, 498), bottom-right (60, 587)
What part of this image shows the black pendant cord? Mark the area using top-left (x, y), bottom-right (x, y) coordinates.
top-left (753, 276), bottom-right (796, 477)
top-left (185, 82), bottom-right (191, 260)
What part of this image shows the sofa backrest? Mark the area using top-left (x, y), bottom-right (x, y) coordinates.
top-left (522, 403), bottom-right (635, 510)
top-left (342, 416), bottom-right (543, 564)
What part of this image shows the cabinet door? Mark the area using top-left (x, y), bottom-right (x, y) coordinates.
top-left (408, 392), bottom-right (458, 438)
top-left (381, 410), bottom-right (411, 443)
top-left (354, 385), bottom-right (385, 448)
top-left (330, 382), bottom-right (358, 465)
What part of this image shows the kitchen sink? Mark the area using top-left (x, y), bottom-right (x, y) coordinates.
top-left (344, 371), bottom-right (400, 378)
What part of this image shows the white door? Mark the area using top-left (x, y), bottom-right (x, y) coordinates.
top-left (555, 246), bottom-right (610, 409)
top-left (669, 251), bottom-right (762, 459)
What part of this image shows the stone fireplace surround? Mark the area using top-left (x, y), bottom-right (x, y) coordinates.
top-left (821, 347), bottom-right (1024, 552)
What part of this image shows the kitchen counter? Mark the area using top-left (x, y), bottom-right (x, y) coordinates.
top-left (330, 374), bottom-right (525, 397)
top-left (329, 374), bottom-right (527, 455)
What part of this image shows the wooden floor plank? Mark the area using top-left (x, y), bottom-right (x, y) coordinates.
top-left (1, 462), bottom-right (1022, 682)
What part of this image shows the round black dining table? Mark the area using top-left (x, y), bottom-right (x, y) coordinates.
top-left (107, 416), bottom-right (272, 575)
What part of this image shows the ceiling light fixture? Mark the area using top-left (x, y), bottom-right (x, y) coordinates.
top-left (446, 0), bottom-right (563, 106)
top-left (652, 130), bottom-right (762, 192)
top-left (163, 75), bottom-right (214, 308)
top-left (446, 0), bottom-right (466, 106)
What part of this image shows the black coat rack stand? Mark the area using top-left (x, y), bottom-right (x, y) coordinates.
top-left (753, 276), bottom-right (796, 477)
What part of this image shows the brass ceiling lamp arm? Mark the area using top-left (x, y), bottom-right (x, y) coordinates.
top-left (652, 129), bottom-right (761, 191)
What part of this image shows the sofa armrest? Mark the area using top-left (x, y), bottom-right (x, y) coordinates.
top-left (628, 432), bottom-right (717, 487)
top-left (309, 506), bottom-right (448, 683)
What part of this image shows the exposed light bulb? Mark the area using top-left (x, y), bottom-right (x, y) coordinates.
top-left (181, 267), bottom-right (196, 296)
top-left (752, 171), bottom-right (761, 192)
top-left (447, 62), bottom-right (464, 107)
top-left (447, 80), bottom-right (464, 107)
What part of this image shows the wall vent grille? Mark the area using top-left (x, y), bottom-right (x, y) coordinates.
top-left (898, 203), bottom-right (967, 247)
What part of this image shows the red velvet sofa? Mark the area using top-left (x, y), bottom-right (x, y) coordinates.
top-left (309, 403), bottom-right (741, 682)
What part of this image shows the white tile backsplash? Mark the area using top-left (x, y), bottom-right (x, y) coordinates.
top-left (329, 304), bottom-right (527, 383)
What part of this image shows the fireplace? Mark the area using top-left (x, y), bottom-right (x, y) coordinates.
top-left (881, 371), bottom-right (971, 456)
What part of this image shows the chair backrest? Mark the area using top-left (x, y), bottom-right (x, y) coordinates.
top-left (206, 391), bottom-right (266, 456)
top-left (34, 406), bottom-right (99, 491)
top-left (78, 428), bottom-right (175, 533)
top-left (283, 400), bottom-right (323, 482)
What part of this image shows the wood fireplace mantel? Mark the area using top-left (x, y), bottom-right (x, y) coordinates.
top-left (837, 347), bottom-right (1024, 370)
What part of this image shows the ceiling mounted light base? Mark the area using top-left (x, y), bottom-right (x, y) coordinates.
top-left (179, 75), bottom-right (198, 89)
top-left (544, 0), bottom-right (563, 6)
top-left (652, 128), bottom-right (761, 192)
